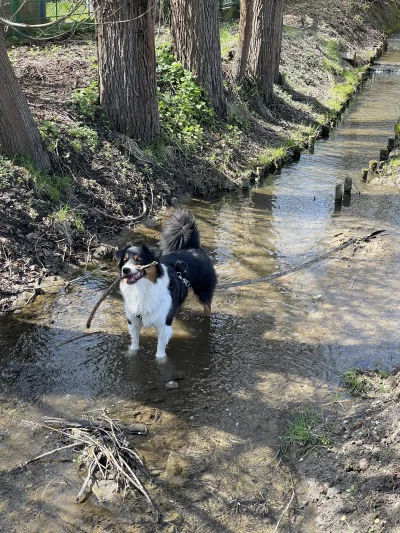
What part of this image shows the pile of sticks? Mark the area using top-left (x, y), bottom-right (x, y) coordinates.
top-left (26, 412), bottom-right (157, 518)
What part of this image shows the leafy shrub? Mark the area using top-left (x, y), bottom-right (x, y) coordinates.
top-left (39, 120), bottom-right (99, 154)
top-left (68, 125), bottom-right (99, 152)
top-left (33, 172), bottom-right (73, 203)
top-left (71, 81), bottom-right (100, 120)
top-left (0, 156), bottom-right (17, 187)
top-left (156, 44), bottom-right (215, 151)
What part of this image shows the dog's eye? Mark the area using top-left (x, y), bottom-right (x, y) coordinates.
top-left (124, 254), bottom-right (129, 262)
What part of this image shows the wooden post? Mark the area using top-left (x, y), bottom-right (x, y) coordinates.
top-left (344, 176), bottom-right (352, 194)
top-left (335, 183), bottom-right (343, 204)
top-left (379, 148), bottom-right (389, 161)
top-left (369, 160), bottom-right (378, 173)
top-left (292, 145), bottom-right (301, 160)
top-left (321, 124), bottom-right (330, 138)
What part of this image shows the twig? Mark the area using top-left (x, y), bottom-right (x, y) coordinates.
top-left (93, 200), bottom-right (147, 223)
top-left (86, 262), bottom-right (157, 329)
top-left (77, 455), bottom-right (98, 502)
top-left (25, 442), bottom-right (82, 465)
top-left (43, 416), bottom-right (147, 435)
top-left (273, 490), bottom-right (295, 533)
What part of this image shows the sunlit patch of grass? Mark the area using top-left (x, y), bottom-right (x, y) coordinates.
top-left (220, 21), bottom-right (239, 58)
top-left (342, 369), bottom-right (365, 396)
top-left (22, 157), bottom-right (73, 204)
top-left (387, 156), bottom-right (400, 169)
top-left (257, 146), bottom-right (287, 167)
top-left (328, 71), bottom-right (359, 111)
top-left (48, 205), bottom-right (84, 245)
top-left (279, 408), bottom-right (332, 456)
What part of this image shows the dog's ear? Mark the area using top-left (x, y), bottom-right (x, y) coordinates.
top-left (142, 244), bottom-right (162, 261)
top-left (116, 246), bottom-right (128, 267)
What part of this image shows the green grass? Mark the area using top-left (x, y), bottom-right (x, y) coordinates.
top-left (342, 369), bottom-right (365, 396)
top-left (220, 21), bottom-right (239, 57)
top-left (45, 1), bottom-right (92, 22)
top-left (387, 158), bottom-right (400, 173)
top-left (24, 156), bottom-right (73, 203)
top-left (257, 146), bottom-right (287, 167)
top-left (279, 408), bottom-right (332, 456)
top-left (49, 204), bottom-right (83, 230)
top-left (328, 71), bottom-right (359, 111)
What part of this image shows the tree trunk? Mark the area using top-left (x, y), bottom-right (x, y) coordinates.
top-left (272, 0), bottom-right (284, 83)
top-left (0, 27), bottom-right (51, 173)
top-left (233, 0), bottom-right (285, 103)
top-left (233, 0), bottom-right (254, 84)
top-left (170, 0), bottom-right (226, 117)
top-left (93, 0), bottom-right (160, 143)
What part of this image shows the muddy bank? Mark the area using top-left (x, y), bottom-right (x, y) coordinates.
top-left (297, 370), bottom-right (400, 533)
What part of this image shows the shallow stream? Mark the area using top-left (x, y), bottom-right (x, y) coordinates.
top-left (2, 32), bottom-right (400, 533)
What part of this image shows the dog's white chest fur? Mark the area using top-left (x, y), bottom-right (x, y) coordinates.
top-left (120, 265), bottom-right (172, 328)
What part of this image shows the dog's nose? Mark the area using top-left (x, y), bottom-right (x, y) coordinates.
top-left (122, 267), bottom-right (131, 275)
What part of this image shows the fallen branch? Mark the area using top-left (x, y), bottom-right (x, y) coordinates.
top-left (218, 230), bottom-right (387, 289)
top-left (24, 413), bottom-right (156, 516)
top-left (25, 442), bottom-right (83, 465)
top-left (43, 416), bottom-right (147, 435)
top-left (86, 261), bottom-right (158, 329)
top-left (93, 200), bottom-right (147, 223)
top-left (76, 453), bottom-right (98, 502)
top-left (112, 132), bottom-right (154, 164)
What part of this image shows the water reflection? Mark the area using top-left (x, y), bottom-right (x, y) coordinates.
top-left (2, 35), bottom-right (400, 404)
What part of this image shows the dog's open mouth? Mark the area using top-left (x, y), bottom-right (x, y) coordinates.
top-left (125, 270), bottom-right (144, 284)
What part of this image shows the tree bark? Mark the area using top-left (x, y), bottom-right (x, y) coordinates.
top-left (170, 0), bottom-right (226, 117)
top-left (93, 0), bottom-right (160, 143)
top-left (233, 0), bottom-right (285, 103)
top-left (272, 0), bottom-right (285, 84)
top-left (0, 27), bottom-right (51, 173)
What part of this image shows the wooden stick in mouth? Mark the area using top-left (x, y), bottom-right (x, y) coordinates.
top-left (86, 261), bottom-right (158, 329)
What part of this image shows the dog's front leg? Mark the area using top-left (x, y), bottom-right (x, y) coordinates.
top-left (126, 314), bottom-right (142, 352)
top-left (155, 323), bottom-right (173, 358)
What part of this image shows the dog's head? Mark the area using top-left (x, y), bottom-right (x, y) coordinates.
top-left (116, 244), bottom-right (163, 285)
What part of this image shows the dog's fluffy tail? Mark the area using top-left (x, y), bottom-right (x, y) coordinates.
top-left (160, 209), bottom-right (200, 253)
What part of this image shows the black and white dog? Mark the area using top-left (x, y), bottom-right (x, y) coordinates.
top-left (117, 209), bottom-right (217, 358)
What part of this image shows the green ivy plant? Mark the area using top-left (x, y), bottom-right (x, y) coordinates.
top-left (71, 81), bottom-right (100, 120)
top-left (156, 44), bottom-right (215, 152)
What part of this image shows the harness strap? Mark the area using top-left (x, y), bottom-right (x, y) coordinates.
top-left (177, 271), bottom-right (191, 287)
top-left (172, 260), bottom-right (191, 288)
